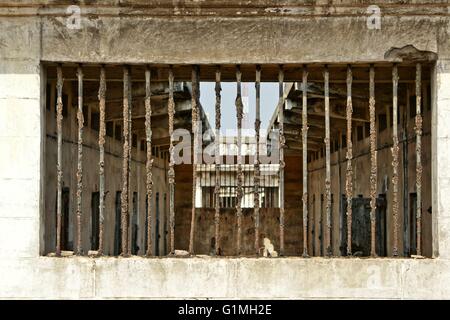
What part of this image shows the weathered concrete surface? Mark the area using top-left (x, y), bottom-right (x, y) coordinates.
top-left (1, 257), bottom-right (450, 299)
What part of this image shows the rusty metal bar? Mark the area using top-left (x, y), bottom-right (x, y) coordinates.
top-left (98, 66), bottom-right (106, 255)
top-left (235, 65), bottom-right (243, 255)
top-left (369, 65), bottom-right (377, 257)
top-left (215, 66), bottom-right (222, 256)
top-left (168, 66), bottom-right (176, 254)
top-left (145, 66), bottom-right (153, 256)
top-left (75, 65), bottom-right (84, 255)
top-left (302, 65), bottom-right (309, 257)
top-left (189, 66), bottom-right (199, 254)
top-left (392, 64), bottom-right (400, 257)
top-left (254, 65), bottom-right (261, 256)
top-left (345, 65), bottom-right (353, 256)
top-left (278, 65), bottom-right (285, 256)
top-left (121, 66), bottom-right (131, 256)
top-left (127, 71), bottom-right (133, 256)
top-left (415, 63), bottom-right (423, 256)
top-left (56, 65), bottom-right (63, 257)
top-left (324, 66), bottom-right (332, 257)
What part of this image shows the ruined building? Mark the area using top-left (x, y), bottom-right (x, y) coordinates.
top-left (1, 1), bottom-right (450, 299)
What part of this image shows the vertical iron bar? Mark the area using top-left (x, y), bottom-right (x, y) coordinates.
top-left (121, 66), bottom-right (130, 256)
top-left (254, 65), bottom-right (261, 255)
top-left (145, 67), bottom-right (153, 256)
top-left (235, 65), bottom-right (243, 255)
top-left (324, 66), bottom-right (332, 257)
top-left (189, 66), bottom-right (199, 254)
top-left (168, 66), bottom-right (176, 254)
top-left (128, 71), bottom-right (133, 256)
top-left (369, 65), bottom-right (378, 257)
top-left (278, 65), bottom-right (285, 256)
top-left (302, 65), bottom-right (309, 257)
top-left (345, 65), bottom-right (353, 256)
top-left (215, 66), bottom-right (222, 255)
top-left (98, 66), bottom-right (106, 255)
top-left (76, 65), bottom-right (84, 255)
top-left (415, 63), bottom-right (423, 256)
top-left (56, 65), bottom-right (63, 256)
top-left (392, 64), bottom-right (400, 257)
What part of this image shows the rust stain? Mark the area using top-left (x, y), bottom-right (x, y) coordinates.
top-left (278, 65), bottom-right (285, 256)
top-left (189, 66), bottom-right (199, 254)
top-left (215, 66), bottom-right (222, 256)
top-left (302, 65), bottom-right (309, 258)
top-left (345, 65), bottom-right (353, 256)
top-left (55, 65), bottom-right (63, 257)
top-left (168, 66), bottom-right (176, 254)
top-left (324, 67), bottom-right (332, 257)
top-left (391, 64), bottom-right (400, 257)
top-left (75, 65), bottom-right (84, 256)
top-left (254, 65), bottom-right (261, 255)
top-left (145, 67), bottom-right (153, 256)
top-left (415, 63), bottom-right (423, 256)
top-left (235, 66), bottom-right (243, 255)
top-left (121, 66), bottom-right (130, 257)
top-left (98, 66), bottom-right (106, 255)
top-left (369, 65), bottom-right (377, 257)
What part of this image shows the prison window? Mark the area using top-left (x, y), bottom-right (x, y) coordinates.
top-left (342, 134), bottom-right (347, 148)
top-left (131, 192), bottom-right (139, 255)
top-left (91, 192), bottom-right (100, 250)
top-left (114, 123), bottom-right (122, 141)
top-left (155, 192), bottom-right (160, 256)
top-left (106, 121), bottom-right (114, 138)
top-left (378, 113), bottom-right (387, 132)
top-left (357, 126), bottom-right (364, 141)
top-left (410, 96), bottom-right (418, 118)
top-left (132, 134), bottom-right (137, 148)
top-left (91, 110), bottom-right (100, 131)
top-left (409, 192), bottom-right (418, 256)
top-left (82, 105), bottom-right (89, 127)
top-left (114, 191), bottom-right (122, 256)
top-left (57, 92), bottom-right (69, 117)
top-left (364, 122), bottom-right (370, 139)
top-left (46, 83), bottom-right (51, 111)
top-left (55, 187), bottom-right (72, 251)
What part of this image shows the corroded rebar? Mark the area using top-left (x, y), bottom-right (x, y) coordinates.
top-left (56, 65), bottom-right (63, 257)
top-left (392, 64), bottom-right (400, 257)
top-left (168, 66), bottom-right (176, 254)
top-left (278, 65), bottom-right (285, 256)
top-left (324, 66), bottom-right (332, 257)
top-left (76, 65), bottom-right (84, 255)
top-left (98, 66), bottom-right (106, 255)
top-left (369, 65), bottom-right (377, 257)
top-left (254, 65), bottom-right (261, 256)
top-left (145, 67), bottom-right (153, 256)
top-left (215, 66), bottom-right (222, 256)
top-left (189, 66), bottom-right (199, 254)
top-left (121, 66), bottom-right (130, 256)
top-left (345, 65), bottom-right (353, 257)
top-left (302, 65), bottom-right (309, 258)
top-left (415, 63), bottom-right (423, 256)
top-left (235, 65), bottom-right (244, 256)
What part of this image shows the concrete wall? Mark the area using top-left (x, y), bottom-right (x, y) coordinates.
top-left (1, 1), bottom-right (450, 298)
